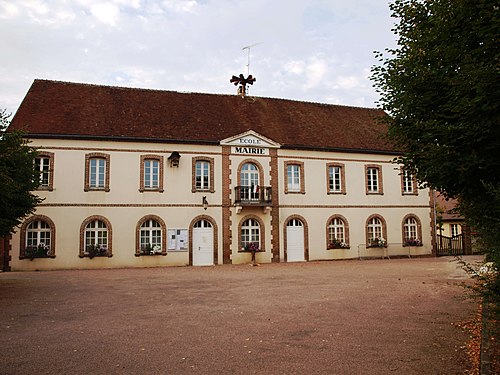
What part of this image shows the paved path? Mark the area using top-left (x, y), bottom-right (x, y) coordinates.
top-left (0, 256), bottom-right (480, 374)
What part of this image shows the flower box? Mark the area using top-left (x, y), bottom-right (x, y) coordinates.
top-left (367, 237), bottom-right (387, 248)
top-left (25, 245), bottom-right (51, 260)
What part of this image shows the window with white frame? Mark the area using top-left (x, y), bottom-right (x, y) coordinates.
top-left (89, 158), bottom-right (106, 188)
top-left (195, 160), bottom-right (210, 190)
top-left (84, 220), bottom-right (108, 256)
top-left (366, 167), bottom-right (379, 193)
top-left (327, 218), bottom-right (347, 249)
top-left (35, 156), bottom-right (50, 187)
top-left (367, 216), bottom-right (386, 247)
top-left (287, 164), bottom-right (301, 192)
top-left (25, 220), bottom-right (51, 257)
top-left (85, 153), bottom-right (110, 192)
top-left (241, 218), bottom-right (260, 251)
top-left (404, 217), bottom-right (418, 241)
top-left (329, 166), bottom-right (342, 192)
top-left (140, 155), bottom-right (163, 192)
top-left (140, 219), bottom-right (162, 254)
top-left (451, 224), bottom-right (461, 237)
top-left (144, 159), bottom-right (159, 189)
top-left (402, 170), bottom-right (414, 194)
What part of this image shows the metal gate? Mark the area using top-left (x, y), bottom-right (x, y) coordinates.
top-left (436, 234), bottom-right (465, 256)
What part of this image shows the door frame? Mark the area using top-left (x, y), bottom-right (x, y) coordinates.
top-left (189, 215), bottom-right (218, 266)
top-left (283, 215), bottom-right (309, 262)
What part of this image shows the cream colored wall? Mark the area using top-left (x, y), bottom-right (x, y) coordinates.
top-left (439, 222), bottom-right (463, 238)
top-left (10, 138), bottom-right (433, 270)
top-left (277, 149), bottom-right (433, 260)
top-left (10, 139), bottom-right (224, 270)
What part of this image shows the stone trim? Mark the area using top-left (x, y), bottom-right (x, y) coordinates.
top-left (221, 146), bottom-right (232, 264)
top-left (284, 160), bottom-right (305, 194)
top-left (84, 153), bottom-right (110, 192)
top-left (191, 156), bottom-right (215, 193)
top-left (19, 215), bottom-right (56, 259)
top-left (400, 167), bottom-right (419, 196)
top-left (188, 215), bottom-right (219, 265)
top-left (139, 155), bottom-right (164, 193)
top-left (283, 215), bottom-right (309, 262)
top-left (401, 214), bottom-right (423, 246)
top-left (40, 145), bottom-right (221, 156)
top-left (326, 162), bottom-right (346, 195)
top-left (79, 215), bottom-right (113, 258)
top-left (325, 214), bottom-right (350, 248)
top-left (34, 151), bottom-right (55, 191)
top-left (237, 215), bottom-right (266, 253)
top-left (270, 148), bottom-right (280, 262)
top-left (135, 215), bottom-right (167, 256)
top-left (365, 214), bottom-right (388, 247)
top-left (365, 164), bottom-right (383, 195)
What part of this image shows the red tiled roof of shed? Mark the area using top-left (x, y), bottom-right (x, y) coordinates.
top-left (10, 79), bottom-right (397, 154)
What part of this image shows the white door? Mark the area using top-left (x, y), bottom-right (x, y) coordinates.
top-left (286, 219), bottom-right (305, 262)
top-left (193, 220), bottom-right (214, 266)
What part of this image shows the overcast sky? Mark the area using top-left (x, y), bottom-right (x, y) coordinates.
top-left (1, 0), bottom-right (397, 117)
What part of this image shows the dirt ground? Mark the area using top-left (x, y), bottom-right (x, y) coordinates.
top-left (0, 256), bottom-right (482, 374)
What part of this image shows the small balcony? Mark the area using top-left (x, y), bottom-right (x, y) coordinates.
top-left (234, 186), bottom-right (272, 207)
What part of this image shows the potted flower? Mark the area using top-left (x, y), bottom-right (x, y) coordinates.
top-left (404, 238), bottom-right (422, 246)
top-left (244, 242), bottom-right (260, 265)
top-left (141, 244), bottom-right (162, 255)
top-left (87, 243), bottom-right (108, 259)
top-left (327, 238), bottom-right (349, 249)
top-left (25, 243), bottom-right (50, 260)
top-left (368, 237), bottom-right (387, 248)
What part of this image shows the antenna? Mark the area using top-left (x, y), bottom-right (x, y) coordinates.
top-left (242, 42), bottom-right (262, 76)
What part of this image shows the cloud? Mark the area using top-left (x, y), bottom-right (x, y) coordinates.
top-left (89, 2), bottom-right (121, 26)
top-left (1, 1), bottom-right (397, 115)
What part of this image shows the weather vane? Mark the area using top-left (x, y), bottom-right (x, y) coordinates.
top-left (230, 42), bottom-right (261, 97)
top-left (230, 73), bottom-right (256, 97)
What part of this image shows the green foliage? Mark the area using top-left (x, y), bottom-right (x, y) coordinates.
top-left (0, 109), bottom-right (43, 236)
top-left (371, 0), bottom-right (500, 297)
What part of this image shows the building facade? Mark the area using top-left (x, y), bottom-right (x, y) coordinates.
top-left (8, 80), bottom-right (433, 270)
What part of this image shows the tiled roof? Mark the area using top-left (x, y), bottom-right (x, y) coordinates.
top-left (435, 193), bottom-right (463, 221)
top-left (10, 79), bottom-right (397, 154)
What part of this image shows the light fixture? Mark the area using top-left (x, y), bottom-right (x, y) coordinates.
top-left (168, 151), bottom-right (181, 167)
top-left (202, 196), bottom-right (208, 210)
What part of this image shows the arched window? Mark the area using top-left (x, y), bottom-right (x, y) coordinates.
top-left (140, 219), bottom-right (161, 253)
top-left (326, 215), bottom-right (350, 249)
top-left (366, 215), bottom-right (387, 247)
top-left (85, 220), bottom-right (108, 257)
top-left (20, 216), bottom-right (56, 259)
top-left (136, 215), bottom-right (167, 256)
top-left (240, 163), bottom-right (260, 201)
top-left (402, 215), bottom-right (423, 246)
top-left (240, 218), bottom-right (260, 251)
top-left (80, 216), bottom-right (112, 258)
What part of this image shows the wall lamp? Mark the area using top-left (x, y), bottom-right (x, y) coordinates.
top-left (168, 151), bottom-right (181, 167)
top-left (202, 196), bottom-right (208, 210)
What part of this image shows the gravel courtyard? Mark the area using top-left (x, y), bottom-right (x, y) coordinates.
top-left (0, 256), bottom-right (480, 374)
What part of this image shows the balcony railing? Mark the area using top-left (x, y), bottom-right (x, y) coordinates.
top-left (234, 186), bottom-right (272, 206)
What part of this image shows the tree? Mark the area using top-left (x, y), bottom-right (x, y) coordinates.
top-left (0, 109), bottom-right (43, 236)
top-left (371, 0), bottom-right (500, 291)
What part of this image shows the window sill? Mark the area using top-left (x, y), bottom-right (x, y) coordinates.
top-left (139, 189), bottom-right (164, 193)
top-left (20, 255), bottom-right (56, 260)
top-left (135, 252), bottom-right (167, 257)
top-left (79, 253), bottom-right (113, 259)
top-left (327, 191), bottom-right (346, 195)
top-left (327, 246), bottom-right (350, 250)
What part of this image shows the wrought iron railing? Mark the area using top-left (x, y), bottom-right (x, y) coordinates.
top-left (234, 186), bottom-right (272, 205)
